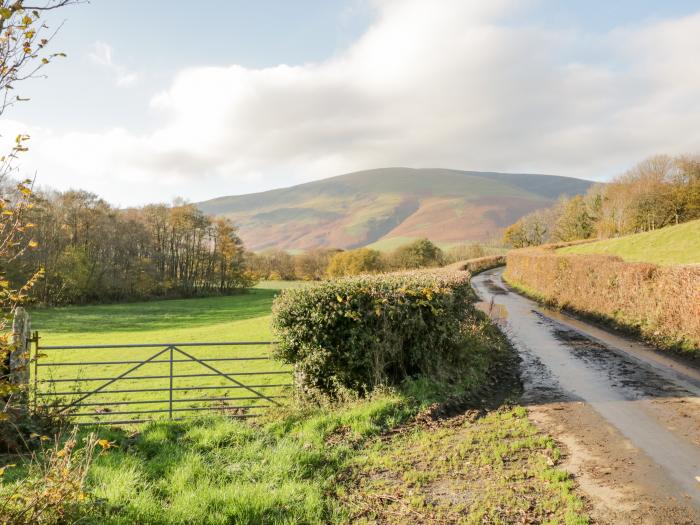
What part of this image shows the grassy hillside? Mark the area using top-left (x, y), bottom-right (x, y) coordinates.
top-left (198, 168), bottom-right (592, 251)
top-left (558, 219), bottom-right (700, 265)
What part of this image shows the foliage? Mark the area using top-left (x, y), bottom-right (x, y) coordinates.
top-left (247, 249), bottom-right (297, 280)
top-left (272, 269), bottom-right (491, 400)
top-left (505, 248), bottom-right (700, 354)
top-left (294, 248), bottom-right (341, 280)
top-left (0, 1), bottom-right (73, 117)
top-left (553, 195), bottom-right (595, 242)
top-left (1, 0), bottom-right (77, 451)
top-left (503, 154), bottom-right (700, 247)
top-left (444, 254), bottom-right (506, 274)
top-left (503, 209), bottom-right (551, 248)
top-left (10, 193), bottom-right (253, 305)
top-left (0, 429), bottom-right (106, 525)
top-left (388, 238), bottom-right (443, 269)
top-left (325, 248), bottom-right (384, 278)
top-left (443, 242), bottom-right (507, 264)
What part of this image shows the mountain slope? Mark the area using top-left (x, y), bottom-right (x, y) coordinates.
top-left (198, 168), bottom-right (593, 251)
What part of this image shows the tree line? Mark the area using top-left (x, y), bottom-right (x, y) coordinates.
top-left (247, 239), bottom-right (503, 280)
top-left (7, 189), bottom-right (252, 305)
top-left (503, 155), bottom-right (700, 247)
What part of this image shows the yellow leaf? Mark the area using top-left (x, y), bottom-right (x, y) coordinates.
top-left (97, 439), bottom-right (114, 450)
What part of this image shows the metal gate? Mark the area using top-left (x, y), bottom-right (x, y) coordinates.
top-left (32, 336), bottom-right (292, 425)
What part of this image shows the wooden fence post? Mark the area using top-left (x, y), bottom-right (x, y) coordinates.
top-left (10, 307), bottom-right (31, 401)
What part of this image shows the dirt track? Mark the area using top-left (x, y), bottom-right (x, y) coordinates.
top-left (472, 267), bottom-right (700, 524)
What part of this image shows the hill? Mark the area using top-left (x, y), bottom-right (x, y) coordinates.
top-left (198, 168), bottom-right (593, 251)
top-left (558, 219), bottom-right (700, 265)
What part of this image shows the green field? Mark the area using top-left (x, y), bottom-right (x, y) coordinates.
top-left (29, 287), bottom-right (295, 424)
top-left (558, 219), bottom-right (700, 265)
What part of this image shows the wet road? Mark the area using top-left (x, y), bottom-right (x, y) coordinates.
top-left (472, 267), bottom-right (700, 512)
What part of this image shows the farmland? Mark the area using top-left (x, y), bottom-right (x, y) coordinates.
top-left (28, 287), bottom-right (292, 424)
top-left (3, 275), bottom-right (591, 524)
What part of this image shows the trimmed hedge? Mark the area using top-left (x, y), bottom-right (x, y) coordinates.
top-left (444, 255), bottom-right (505, 274)
top-left (505, 248), bottom-right (700, 354)
top-left (271, 270), bottom-right (481, 399)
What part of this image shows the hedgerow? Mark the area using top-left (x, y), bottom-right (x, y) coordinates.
top-left (444, 255), bottom-right (506, 273)
top-left (272, 269), bottom-right (495, 400)
top-left (505, 248), bottom-right (700, 355)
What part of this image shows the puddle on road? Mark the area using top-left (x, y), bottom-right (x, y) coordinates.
top-left (541, 314), bottom-right (691, 400)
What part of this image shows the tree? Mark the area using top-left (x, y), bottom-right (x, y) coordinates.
top-left (1, 0), bottom-right (79, 438)
top-left (553, 195), bottom-right (595, 242)
top-left (326, 248), bottom-right (384, 277)
top-left (294, 248), bottom-right (339, 280)
top-left (389, 238), bottom-right (443, 269)
top-left (503, 153), bottom-right (700, 245)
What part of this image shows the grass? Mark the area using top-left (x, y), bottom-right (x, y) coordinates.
top-left (558, 219), bottom-right (700, 265)
top-left (28, 288), bottom-right (295, 425)
top-left (2, 370), bottom-right (589, 524)
top-left (1, 393), bottom-right (413, 524)
top-left (2, 282), bottom-right (591, 524)
top-left (342, 406), bottom-right (587, 524)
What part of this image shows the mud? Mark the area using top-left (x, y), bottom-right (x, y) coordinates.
top-left (472, 267), bottom-right (700, 523)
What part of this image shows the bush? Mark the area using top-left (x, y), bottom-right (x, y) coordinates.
top-left (0, 429), bottom-right (104, 525)
top-left (272, 269), bottom-right (486, 400)
top-left (504, 248), bottom-right (700, 354)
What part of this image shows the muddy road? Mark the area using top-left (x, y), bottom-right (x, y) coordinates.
top-left (472, 267), bottom-right (700, 524)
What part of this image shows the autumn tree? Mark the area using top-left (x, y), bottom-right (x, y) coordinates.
top-left (553, 195), bottom-right (595, 242)
top-left (1, 0), bottom-right (78, 438)
top-left (294, 248), bottom-right (339, 280)
top-left (326, 248), bottom-right (384, 277)
top-left (503, 154), bottom-right (700, 246)
top-left (389, 238), bottom-right (443, 269)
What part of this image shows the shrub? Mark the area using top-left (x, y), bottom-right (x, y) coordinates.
top-left (0, 429), bottom-right (105, 525)
top-left (272, 269), bottom-right (485, 400)
top-left (504, 248), bottom-right (700, 354)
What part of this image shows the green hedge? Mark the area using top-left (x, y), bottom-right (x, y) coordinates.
top-left (271, 269), bottom-right (479, 399)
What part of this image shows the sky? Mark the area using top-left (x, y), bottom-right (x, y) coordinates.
top-left (3, 0), bottom-right (700, 206)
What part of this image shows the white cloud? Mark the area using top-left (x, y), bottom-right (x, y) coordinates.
top-left (9, 0), bottom-right (700, 205)
top-left (88, 41), bottom-right (139, 87)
